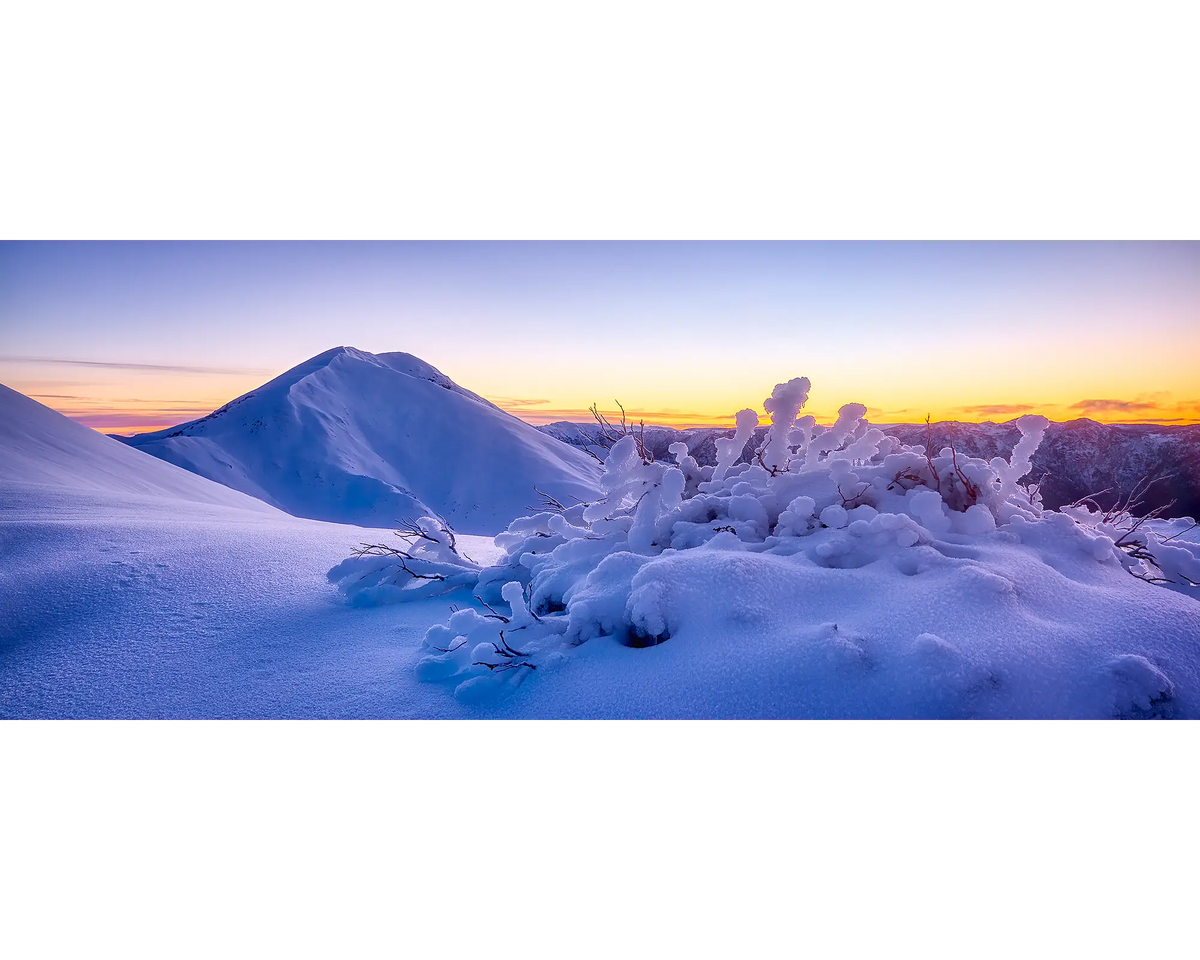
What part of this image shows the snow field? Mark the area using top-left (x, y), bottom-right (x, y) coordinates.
top-left (5, 372), bottom-right (1198, 719)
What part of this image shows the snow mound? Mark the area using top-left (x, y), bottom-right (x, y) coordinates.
top-left (332, 376), bottom-right (1200, 717)
top-left (122, 346), bottom-right (602, 534)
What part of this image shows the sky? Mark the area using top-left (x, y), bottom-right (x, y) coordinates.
top-left (1, 241), bottom-right (1198, 434)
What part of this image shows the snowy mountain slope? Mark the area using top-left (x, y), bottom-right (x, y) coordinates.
top-left (0, 382), bottom-right (279, 517)
top-left (121, 347), bottom-right (602, 535)
top-left (539, 418), bottom-right (1200, 518)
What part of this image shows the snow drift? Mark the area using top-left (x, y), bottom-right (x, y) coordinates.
top-left (121, 347), bottom-right (602, 534)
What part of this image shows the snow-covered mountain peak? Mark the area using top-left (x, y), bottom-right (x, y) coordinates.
top-left (121, 347), bottom-right (601, 534)
top-left (282, 346), bottom-right (499, 409)
top-left (134, 347), bottom-right (498, 444)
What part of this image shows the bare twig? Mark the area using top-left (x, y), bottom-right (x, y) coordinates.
top-left (426, 637), bottom-right (470, 654)
top-left (433, 615), bottom-right (532, 671)
top-left (924, 414), bottom-right (941, 494)
top-left (1070, 487), bottom-right (1113, 508)
top-left (1098, 489), bottom-right (1187, 586)
top-left (528, 485), bottom-right (569, 513)
top-left (1022, 471), bottom-right (1048, 506)
top-left (589, 403), bottom-right (622, 444)
top-left (1129, 571), bottom-right (1174, 584)
top-left (472, 660), bottom-right (537, 673)
top-left (1113, 500), bottom-right (1178, 549)
top-left (948, 431), bottom-right (979, 507)
top-left (497, 630), bottom-right (529, 657)
top-left (395, 557), bottom-right (447, 581)
top-left (580, 443), bottom-right (606, 464)
top-left (753, 445), bottom-right (784, 477)
top-left (1159, 521), bottom-right (1200, 544)
top-left (432, 511), bottom-right (472, 562)
top-left (351, 542), bottom-right (417, 561)
top-left (472, 596), bottom-right (511, 622)
top-left (590, 400), bottom-right (653, 464)
top-left (385, 514), bottom-right (474, 564)
top-left (1095, 475), bottom-right (1172, 524)
top-left (394, 516), bottom-right (441, 545)
top-left (887, 467), bottom-right (925, 491)
top-left (838, 481), bottom-right (871, 508)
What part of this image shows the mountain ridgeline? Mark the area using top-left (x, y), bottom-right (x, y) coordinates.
top-left (538, 419), bottom-right (1200, 520)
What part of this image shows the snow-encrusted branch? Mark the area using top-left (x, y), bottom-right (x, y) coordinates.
top-left (590, 400), bottom-right (653, 464)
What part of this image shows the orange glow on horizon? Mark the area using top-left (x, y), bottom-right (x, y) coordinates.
top-left (502, 404), bottom-right (1200, 429)
top-left (6, 349), bottom-right (1199, 435)
top-left (40, 395), bottom-right (1200, 436)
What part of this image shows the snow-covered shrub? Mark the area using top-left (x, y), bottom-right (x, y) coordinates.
top-left (1057, 479), bottom-right (1200, 590)
top-left (327, 515), bottom-right (482, 606)
top-left (330, 377), bottom-right (1200, 705)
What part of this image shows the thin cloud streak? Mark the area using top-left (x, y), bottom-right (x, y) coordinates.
top-left (57, 407), bottom-right (213, 420)
top-left (491, 397), bottom-right (553, 410)
top-left (955, 403), bottom-right (1040, 416)
top-left (1, 355), bottom-right (270, 375)
top-left (30, 394), bottom-right (222, 406)
top-left (1070, 398), bottom-right (1159, 412)
top-left (68, 413), bottom-right (207, 430)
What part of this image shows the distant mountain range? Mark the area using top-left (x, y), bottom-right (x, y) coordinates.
top-left (117, 347), bottom-right (601, 534)
top-left (538, 418), bottom-right (1200, 519)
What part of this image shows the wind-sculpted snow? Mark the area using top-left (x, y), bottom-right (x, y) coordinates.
top-left (122, 346), bottom-right (602, 534)
top-left (334, 378), bottom-right (1200, 717)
